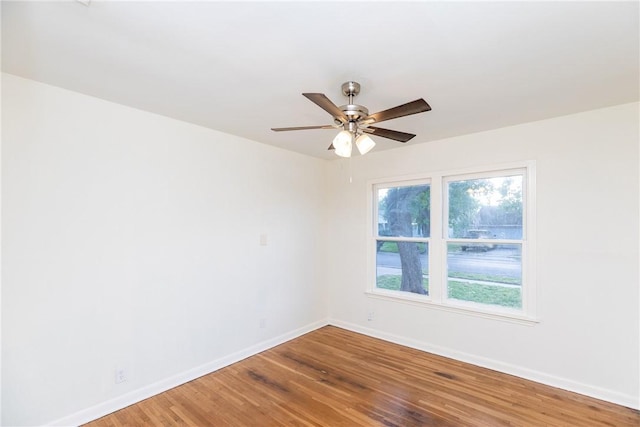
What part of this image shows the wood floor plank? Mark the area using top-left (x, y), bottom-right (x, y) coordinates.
top-left (85, 326), bottom-right (639, 427)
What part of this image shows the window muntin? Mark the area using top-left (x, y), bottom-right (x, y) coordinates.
top-left (368, 164), bottom-right (535, 322)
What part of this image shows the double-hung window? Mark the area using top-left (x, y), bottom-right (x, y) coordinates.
top-left (369, 163), bottom-right (536, 322)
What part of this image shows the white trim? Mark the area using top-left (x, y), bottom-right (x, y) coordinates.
top-left (367, 160), bottom-right (537, 322)
top-left (45, 319), bottom-right (329, 427)
top-left (368, 160), bottom-right (537, 188)
top-left (447, 238), bottom-right (522, 245)
top-left (523, 164), bottom-right (538, 318)
top-left (442, 167), bottom-right (528, 185)
top-left (376, 236), bottom-right (430, 243)
top-left (429, 173), bottom-right (444, 303)
top-left (366, 181), bottom-right (376, 297)
top-left (365, 290), bottom-right (538, 325)
top-left (43, 317), bottom-right (638, 425)
top-left (329, 319), bottom-right (639, 410)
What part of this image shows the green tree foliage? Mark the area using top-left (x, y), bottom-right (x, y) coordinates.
top-left (447, 180), bottom-right (492, 237)
top-left (496, 177), bottom-right (523, 225)
top-left (383, 185), bottom-right (430, 237)
top-left (471, 177), bottom-right (523, 228)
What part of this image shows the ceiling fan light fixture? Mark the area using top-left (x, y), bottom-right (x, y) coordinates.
top-left (333, 130), bottom-right (353, 157)
top-left (355, 134), bottom-right (376, 155)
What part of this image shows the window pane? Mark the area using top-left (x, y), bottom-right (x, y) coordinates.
top-left (378, 184), bottom-right (430, 238)
top-left (447, 175), bottom-right (523, 239)
top-left (376, 241), bottom-right (429, 295)
top-left (446, 243), bottom-right (522, 308)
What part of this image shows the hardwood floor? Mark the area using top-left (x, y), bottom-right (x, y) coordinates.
top-left (86, 326), bottom-right (639, 426)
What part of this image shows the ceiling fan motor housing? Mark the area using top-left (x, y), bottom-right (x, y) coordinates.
top-left (340, 103), bottom-right (369, 122)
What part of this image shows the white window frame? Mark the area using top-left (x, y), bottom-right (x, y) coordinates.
top-left (371, 178), bottom-right (432, 302)
top-left (366, 161), bottom-right (537, 324)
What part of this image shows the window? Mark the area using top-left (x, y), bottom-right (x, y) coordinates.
top-left (369, 163), bottom-right (536, 322)
top-left (445, 173), bottom-right (525, 311)
top-left (374, 181), bottom-right (430, 296)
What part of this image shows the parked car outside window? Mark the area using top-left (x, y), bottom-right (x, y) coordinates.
top-left (461, 229), bottom-right (497, 251)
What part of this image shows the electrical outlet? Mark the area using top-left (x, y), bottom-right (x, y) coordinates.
top-left (115, 367), bottom-right (127, 384)
top-left (259, 318), bottom-right (267, 328)
top-left (367, 311), bottom-right (375, 321)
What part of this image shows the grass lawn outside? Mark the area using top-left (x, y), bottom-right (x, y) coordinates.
top-left (376, 274), bottom-right (521, 308)
top-left (447, 280), bottom-right (521, 308)
top-left (376, 274), bottom-right (429, 294)
top-left (378, 241), bottom-right (428, 253)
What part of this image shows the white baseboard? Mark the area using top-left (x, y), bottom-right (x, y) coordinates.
top-left (47, 319), bottom-right (329, 427)
top-left (45, 317), bottom-right (637, 426)
top-left (329, 319), bottom-right (639, 410)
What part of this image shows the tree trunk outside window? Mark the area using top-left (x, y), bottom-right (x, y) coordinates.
top-left (387, 188), bottom-right (426, 295)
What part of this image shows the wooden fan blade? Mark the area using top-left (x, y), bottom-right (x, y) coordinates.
top-left (327, 143), bottom-right (335, 150)
top-left (271, 125), bottom-right (335, 131)
top-left (362, 126), bottom-right (416, 142)
top-left (365, 99), bottom-right (431, 124)
top-left (302, 93), bottom-right (347, 122)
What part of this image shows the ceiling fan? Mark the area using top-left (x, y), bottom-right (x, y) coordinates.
top-left (271, 81), bottom-right (431, 157)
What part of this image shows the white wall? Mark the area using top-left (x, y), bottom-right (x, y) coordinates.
top-left (1, 74), bottom-right (329, 426)
top-left (2, 73), bottom-right (638, 426)
top-left (326, 102), bottom-right (640, 409)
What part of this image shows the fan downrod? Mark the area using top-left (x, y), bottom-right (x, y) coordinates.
top-left (339, 81), bottom-right (368, 123)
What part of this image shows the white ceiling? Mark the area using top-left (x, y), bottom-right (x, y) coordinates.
top-left (3, 1), bottom-right (639, 159)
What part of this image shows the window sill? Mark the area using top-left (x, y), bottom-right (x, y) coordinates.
top-left (365, 289), bottom-right (539, 326)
